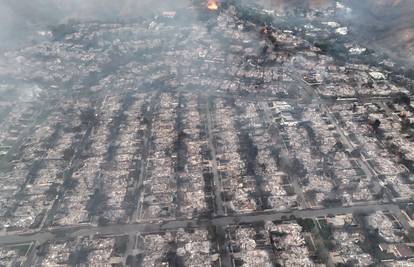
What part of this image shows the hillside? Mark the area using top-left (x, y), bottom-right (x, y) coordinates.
top-left (254, 0), bottom-right (414, 67)
top-left (345, 0), bottom-right (414, 67)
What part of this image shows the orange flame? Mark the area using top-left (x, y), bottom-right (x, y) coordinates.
top-left (208, 0), bottom-right (219, 10)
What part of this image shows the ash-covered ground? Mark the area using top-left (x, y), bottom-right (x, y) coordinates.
top-left (0, 1), bottom-right (414, 266)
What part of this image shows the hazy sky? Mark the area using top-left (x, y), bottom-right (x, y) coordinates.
top-left (0, 0), bottom-right (190, 49)
top-left (1, 0), bottom-right (413, 64)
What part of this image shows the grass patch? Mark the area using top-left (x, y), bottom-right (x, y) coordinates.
top-left (10, 244), bottom-right (31, 256)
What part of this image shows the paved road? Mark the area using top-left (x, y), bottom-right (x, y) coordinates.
top-left (0, 202), bottom-right (401, 246)
top-left (131, 93), bottom-right (158, 222)
top-left (206, 95), bottom-right (226, 216)
top-left (192, 87), bottom-right (414, 106)
top-left (259, 101), bottom-right (309, 209)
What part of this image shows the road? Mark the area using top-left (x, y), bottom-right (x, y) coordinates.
top-left (206, 95), bottom-right (226, 216)
top-left (286, 66), bottom-right (391, 203)
top-left (131, 93), bottom-right (158, 222)
top-left (0, 201), bottom-right (404, 246)
top-left (189, 85), bottom-right (414, 106)
top-left (259, 100), bottom-right (309, 209)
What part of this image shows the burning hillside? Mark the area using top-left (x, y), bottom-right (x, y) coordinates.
top-left (208, 0), bottom-right (219, 11)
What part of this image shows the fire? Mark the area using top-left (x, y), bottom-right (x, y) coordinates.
top-left (207, 0), bottom-right (219, 10)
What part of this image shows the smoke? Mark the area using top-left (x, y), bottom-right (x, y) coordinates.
top-left (0, 0), bottom-right (413, 65)
top-left (0, 0), bottom-right (189, 50)
top-left (343, 0), bottom-right (414, 66)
